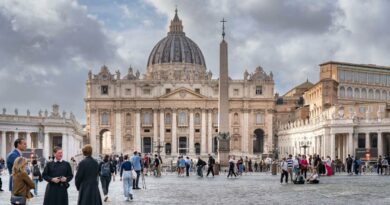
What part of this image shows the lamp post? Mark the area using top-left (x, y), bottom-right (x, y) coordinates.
top-left (299, 140), bottom-right (312, 155)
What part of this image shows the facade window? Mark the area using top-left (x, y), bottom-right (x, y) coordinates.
top-left (143, 88), bottom-right (151, 95)
top-left (358, 134), bottom-right (365, 148)
top-left (354, 88), bottom-right (360, 98)
top-left (347, 87), bottom-right (353, 99)
top-left (195, 129), bottom-right (200, 133)
top-left (178, 112), bottom-right (187, 125)
top-left (387, 76), bottom-right (390, 86)
top-left (382, 90), bottom-right (387, 100)
top-left (165, 88), bottom-right (171, 94)
top-left (339, 86), bottom-right (345, 98)
top-left (195, 143), bottom-right (201, 155)
top-left (375, 74), bottom-right (380, 84)
top-left (101, 85), bottom-right (109, 95)
top-left (379, 105), bottom-right (385, 112)
top-left (255, 86), bottom-right (262, 95)
top-left (165, 113), bottom-right (171, 124)
top-left (233, 113), bottom-right (239, 124)
top-left (194, 113), bottom-right (201, 125)
top-left (361, 88), bottom-right (367, 99)
top-left (143, 112), bottom-right (151, 125)
top-left (179, 137), bottom-right (188, 154)
top-left (126, 113), bottom-right (131, 125)
top-left (195, 88), bottom-right (200, 94)
top-left (339, 70), bottom-right (345, 81)
top-left (359, 106), bottom-right (365, 113)
top-left (368, 106), bottom-right (373, 113)
top-left (256, 113), bottom-right (263, 125)
top-left (353, 72), bottom-right (359, 82)
top-left (375, 90), bottom-right (380, 100)
top-left (165, 143), bottom-right (171, 155)
top-left (142, 137), bottom-right (152, 153)
top-left (381, 75), bottom-right (387, 85)
top-left (101, 113), bottom-right (109, 125)
top-left (166, 129), bottom-right (171, 133)
top-left (125, 88), bottom-right (131, 95)
top-left (233, 89), bottom-right (239, 96)
top-left (368, 89), bottom-right (374, 99)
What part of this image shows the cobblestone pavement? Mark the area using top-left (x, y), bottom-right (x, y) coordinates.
top-left (1, 172), bottom-right (390, 205)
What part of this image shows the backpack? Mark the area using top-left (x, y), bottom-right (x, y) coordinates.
top-left (32, 165), bottom-right (40, 177)
top-left (100, 162), bottom-right (111, 177)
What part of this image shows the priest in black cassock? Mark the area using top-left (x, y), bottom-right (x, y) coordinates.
top-left (42, 146), bottom-right (73, 205)
top-left (75, 144), bottom-right (102, 205)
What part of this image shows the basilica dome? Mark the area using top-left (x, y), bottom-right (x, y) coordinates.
top-left (145, 9), bottom-right (210, 81)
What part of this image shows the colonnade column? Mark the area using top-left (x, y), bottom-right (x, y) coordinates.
top-left (330, 133), bottom-right (336, 160)
top-left (378, 132), bottom-right (383, 157)
top-left (62, 133), bottom-right (68, 160)
top-left (1, 131), bottom-right (6, 159)
top-left (201, 110), bottom-right (207, 155)
top-left (44, 132), bottom-right (50, 159)
top-left (171, 109), bottom-right (177, 156)
top-left (153, 109), bottom-right (158, 153)
top-left (242, 109), bottom-right (249, 154)
top-left (189, 110), bottom-right (194, 155)
top-left (135, 110), bottom-right (141, 152)
top-left (26, 132), bottom-right (32, 148)
top-left (90, 110), bottom-right (97, 154)
top-left (159, 109), bottom-right (165, 156)
top-left (348, 132), bottom-right (353, 156)
top-left (365, 132), bottom-right (371, 149)
top-left (207, 110), bottom-right (213, 154)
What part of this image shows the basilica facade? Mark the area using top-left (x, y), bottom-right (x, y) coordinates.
top-left (85, 10), bottom-right (275, 160)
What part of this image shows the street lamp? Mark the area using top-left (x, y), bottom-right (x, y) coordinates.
top-left (299, 140), bottom-right (312, 155)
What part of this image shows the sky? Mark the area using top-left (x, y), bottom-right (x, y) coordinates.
top-left (1, 0), bottom-right (390, 123)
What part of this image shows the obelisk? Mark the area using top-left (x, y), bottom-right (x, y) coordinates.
top-left (218, 18), bottom-right (230, 166)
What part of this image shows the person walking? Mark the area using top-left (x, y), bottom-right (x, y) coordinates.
top-left (178, 156), bottom-right (186, 176)
top-left (382, 156), bottom-right (389, 175)
top-left (206, 154), bottom-right (215, 177)
top-left (31, 159), bottom-right (42, 196)
top-left (75, 145), bottom-right (102, 205)
top-left (120, 155), bottom-right (134, 201)
top-left (0, 157), bottom-right (5, 192)
top-left (377, 155), bottom-right (383, 175)
top-left (99, 155), bottom-right (115, 202)
top-left (131, 152), bottom-right (142, 189)
top-left (153, 154), bottom-right (161, 177)
top-left (196, 157), bottom-right (206, 177)
top-left (42, 147), bottom-right (73, 205)
top-left (185, 156), bottom-right (191, 177)
top-left (227, 156), bottom-right (237, 178)
top-left (12, 157), bottom-right (35, 205)
top-left (6, 138), bottom-right (27, 191)
top-left (280, 157), bottom-right (288, 184)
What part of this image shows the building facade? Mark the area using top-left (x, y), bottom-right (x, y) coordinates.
top-left (85, 10), bottom-right (275, 160)
top-left (0, 104), bottom-right (84, 161)
top-left (278, 62), bottom-right (390, 161)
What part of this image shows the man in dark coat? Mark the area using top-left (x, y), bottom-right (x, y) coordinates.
top-left (75, 144), bottom-right (102, 205)
top-left (6, 138), bottom-right (27, 191)
top-left (42, 146), bottom-right (73, 205)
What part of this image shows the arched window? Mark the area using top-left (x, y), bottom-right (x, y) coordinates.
top-left (347, 87), bottom-right (353, 99)
top-left (354, 88), bottom-right (360, 98)
top-left (165, 143), bottom-right (171, 155)
top-left (101, 113), bottom-right (109, 125)
top-left (142, 137), bottom-right (152, 153)
top-left (143, 112), bottom-right (151, 125)
top-left (195, 143), bottom-right (201, 155)
top-left (339, 86), bottom-right (345, 98)
top-left (256, 113), bottom-right (263, 125)
top-left (368, 89), bottom-right (374, 99)
top-left (361, 88), bottom-right (367, 99)
top-left (126, 113), bottom-right (131, 125)
top-left (178, 112), bottom-right (187, 125)
top-left (194, 113), bottom-right (201, 125)
top-left (375, 90), bottom-right (381, 100)
top-left (165, 113), bottom-right (171, 124)
top-left (179, 137), bottom-right (187, 154)
top-left (382, 90), bottom-right (387, 100)
top-left (233, 113), bottom-right (239, 124)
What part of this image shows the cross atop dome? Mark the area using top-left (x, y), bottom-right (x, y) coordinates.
top-left (169, 7), bottom-right (184, 34)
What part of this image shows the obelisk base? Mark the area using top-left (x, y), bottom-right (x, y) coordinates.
top-left (218, 139), bottom-right (230, 167)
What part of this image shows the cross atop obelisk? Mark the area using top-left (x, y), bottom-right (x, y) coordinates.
top-left (220, 18), bottom-right (227, 39)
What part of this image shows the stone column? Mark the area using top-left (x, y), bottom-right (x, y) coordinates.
top-left (365, 132), bottom-right (371, 149)
top-left (153, 109), bottom-right (159, 153)
top-left (172, 110), bottom-right (177, 155)
top-left (159, 109), bottom-right (165, 155)
top-left (378, 132), bottom-right (383, 157)
top-left (115, 111), bottom-right (122, 154)
top-left (135, 110), bottom-right (141, 152)
top-left (348, 132), bottom-right (353, 156)
top-left (189, 110), bottom-right (194, 155)
top-left (330, 133), bottom-right (336, 160)
top-left (26, 132), bottom-right (32, 148)
top-left (62, 133), bottom-right (68, 160)
top-left (266, 110), bottom-right (273, 153)
top-left (201, 110), bottom-right (207, 155)
top-left (1, 131), bottom-right (6, 159)
top-left (90, 111), bottom-right (97, 153)
top-left (207, 110), bottom-right (213, 154)
top-left (242, 110), bottom-right (249, 153)
top-left (44, 132), bottom-right (50, 159)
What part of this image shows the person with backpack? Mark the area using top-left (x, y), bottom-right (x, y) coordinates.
top-left (185, 156), bottom-right (191, 177)
top-left (99, 155), bottom-right (115, 202)
top-left (196, 157), bottom-right (207, 177)
top-left (31, 159), bottom-right (42, 196)
top-left (153, 154), bottom-right (161, 177)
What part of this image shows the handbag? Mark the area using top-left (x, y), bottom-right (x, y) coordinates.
top-left (131, 170), bottom-right (137, 179)
top-left (10, 195), bottom-right (26, 205)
